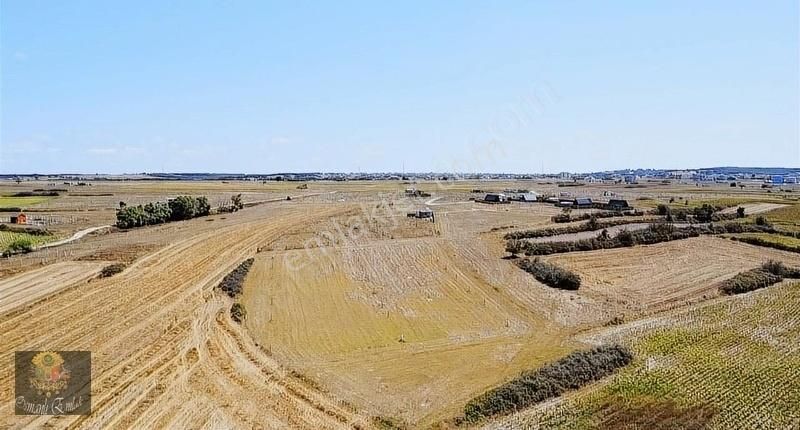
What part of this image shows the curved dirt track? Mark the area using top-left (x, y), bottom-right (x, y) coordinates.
top-left (0, 204), bottom-right (372, 429)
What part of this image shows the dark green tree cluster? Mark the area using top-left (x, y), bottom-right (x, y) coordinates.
top-left (462, 344), bottom-right (633, 423)
top-left (116, 196), bottom-right (211, 228)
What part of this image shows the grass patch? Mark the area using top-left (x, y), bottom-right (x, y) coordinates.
top-left (764, 204), bottom-right (800, 232)
top-left (728, 232), bottom-right (800, 252)
top-left (0, 231), bottom-right (54, 253)
top-left (530, 282), bottom-right (800, 430)
top-left (0, 195), bottom-right (54, 208)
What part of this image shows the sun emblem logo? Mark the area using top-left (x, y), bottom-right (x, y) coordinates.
top-left (29, 351), bottom-right (70, 397)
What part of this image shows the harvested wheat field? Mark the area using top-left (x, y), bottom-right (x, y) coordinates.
top-left (0, 203), bottom-right (374, 429)
top-left (243, 237), bottom-right (575, 425)
top-left (547, 236), bottom-right (800, 316)
top-left (1, 178), bottom-right (799, 429)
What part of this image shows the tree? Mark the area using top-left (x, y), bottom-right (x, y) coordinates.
top-left (736, 207), bottom-right (746, 218)
top-left (169, 196), bottom-right (197, 221)
top-left (195, 196), bottom-right (211, 216)
top-left (692, 204), bottom-right (715, 223)
top-left (231, 194), bottom-right (244, 211)
top-left (598, 229), bottom-right (610, 241)
top-left (587, 215), bottom-right (598, 231)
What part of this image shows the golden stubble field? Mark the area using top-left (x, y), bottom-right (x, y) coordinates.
top-left (1, 178), bottom-right (797, 428)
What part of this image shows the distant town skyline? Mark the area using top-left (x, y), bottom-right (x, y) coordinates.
top-left (2, 1), bottom-right (798, 174)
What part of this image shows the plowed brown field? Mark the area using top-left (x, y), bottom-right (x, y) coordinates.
top-left (0, 204), bottom-right (372, 429)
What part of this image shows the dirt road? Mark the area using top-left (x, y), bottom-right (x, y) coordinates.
top-left (719, 202), bottom-right (787, 215)
top-left (0, 204), bottom-right (372, 429)
top-left (36, 225), bottom-right (112, 250)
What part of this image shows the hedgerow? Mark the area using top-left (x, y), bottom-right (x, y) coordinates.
top-left (505, 217), bottom-right (650, 240)
top-left (551, 210), bottom-right (643, 223)
top-left (462, 344), bottom-right (633, 423)
top-left (718, 269), bottom-right (783, 295)
top-left (516, 258), bottom-right (581, 290)
top-left (217, 258), bottom-right (254, 297)
top-left (729, 236), bottom-right (800, 254)
top-left (507, 223), bottom-right (776, 257)
top-left (761, 260), bottom-right (800, 278)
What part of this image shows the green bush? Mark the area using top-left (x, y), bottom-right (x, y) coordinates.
top-left (463, 345), bottom-right (633, 423)
top-left (516, 258), bottom-right (581, 290)
top-left (230, 302), bottom-right (246, 323)
top-left (719, 269), bottom-right (782, 295)
top-left (761, 260), bottom-right (800, 278)
top-left (6, 237), bottom-right (34, 254)
top-left (100, 263), bottom-right (127, 278)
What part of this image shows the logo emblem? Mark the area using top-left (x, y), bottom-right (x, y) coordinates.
top-left (15, 351), bottom-right (91, 415)
top-left (29, 352), bottom-right (70, 398)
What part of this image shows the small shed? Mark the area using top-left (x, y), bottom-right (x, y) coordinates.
top-left (483, 193), bottom-right (508, 203)
top-left (407, 208), bottom-right (434, 221)
top-left (572, 198), bottom-right (593, 209)
top-left (606, 199), bottom-right (630, 211)
top-left (10, 213), bottom-right (27, 224)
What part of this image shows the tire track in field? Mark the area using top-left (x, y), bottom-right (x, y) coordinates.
top-left (0, 204), bottom-right (372, 429)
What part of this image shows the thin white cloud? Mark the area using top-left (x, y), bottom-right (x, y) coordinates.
top-left (87, 147), bottom-right (118, 155)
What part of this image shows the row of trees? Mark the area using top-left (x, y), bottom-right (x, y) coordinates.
top-left (552, 210), bottom-right (643, 223)
top-left (505, 216), bottom-right (649, 240)
top-left (116, 196), bottom-right (211, 228)
top-left (507, 222), bottom-right (777, 257)
top-left (654, 203), bottom-right (740, 223)
top-left (462, 344), bottom-right (633, 423)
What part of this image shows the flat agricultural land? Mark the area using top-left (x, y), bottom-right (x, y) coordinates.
top-left (547, 236), bottom-right (800, 315)
top-left (1, 178), bottom-right (799, 429)
top-left (0, 230), bottom-right (55, 253)
top-left (242, 238), bottom-right (574, 424)
top-left (0, 195), bottom-right (56, 208)
top-left (486, 281), bottom-right (800, 430)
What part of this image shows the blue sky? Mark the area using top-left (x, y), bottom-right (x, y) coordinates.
top-left (1, 1), bottom-right (798, 174)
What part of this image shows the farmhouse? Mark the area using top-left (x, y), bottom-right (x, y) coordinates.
top-left (407, 208), bottom-right (434, 221)
top-left (483, 193), bottom-right (508, 203)
top-left (517, 192), bottom-right (539, 202)
top-left (605, 199), bottom-right (630, 211)
top-left (572, 197), bottom-right (593, 209)
top-left (10, 213), bottom-right (27, 224)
